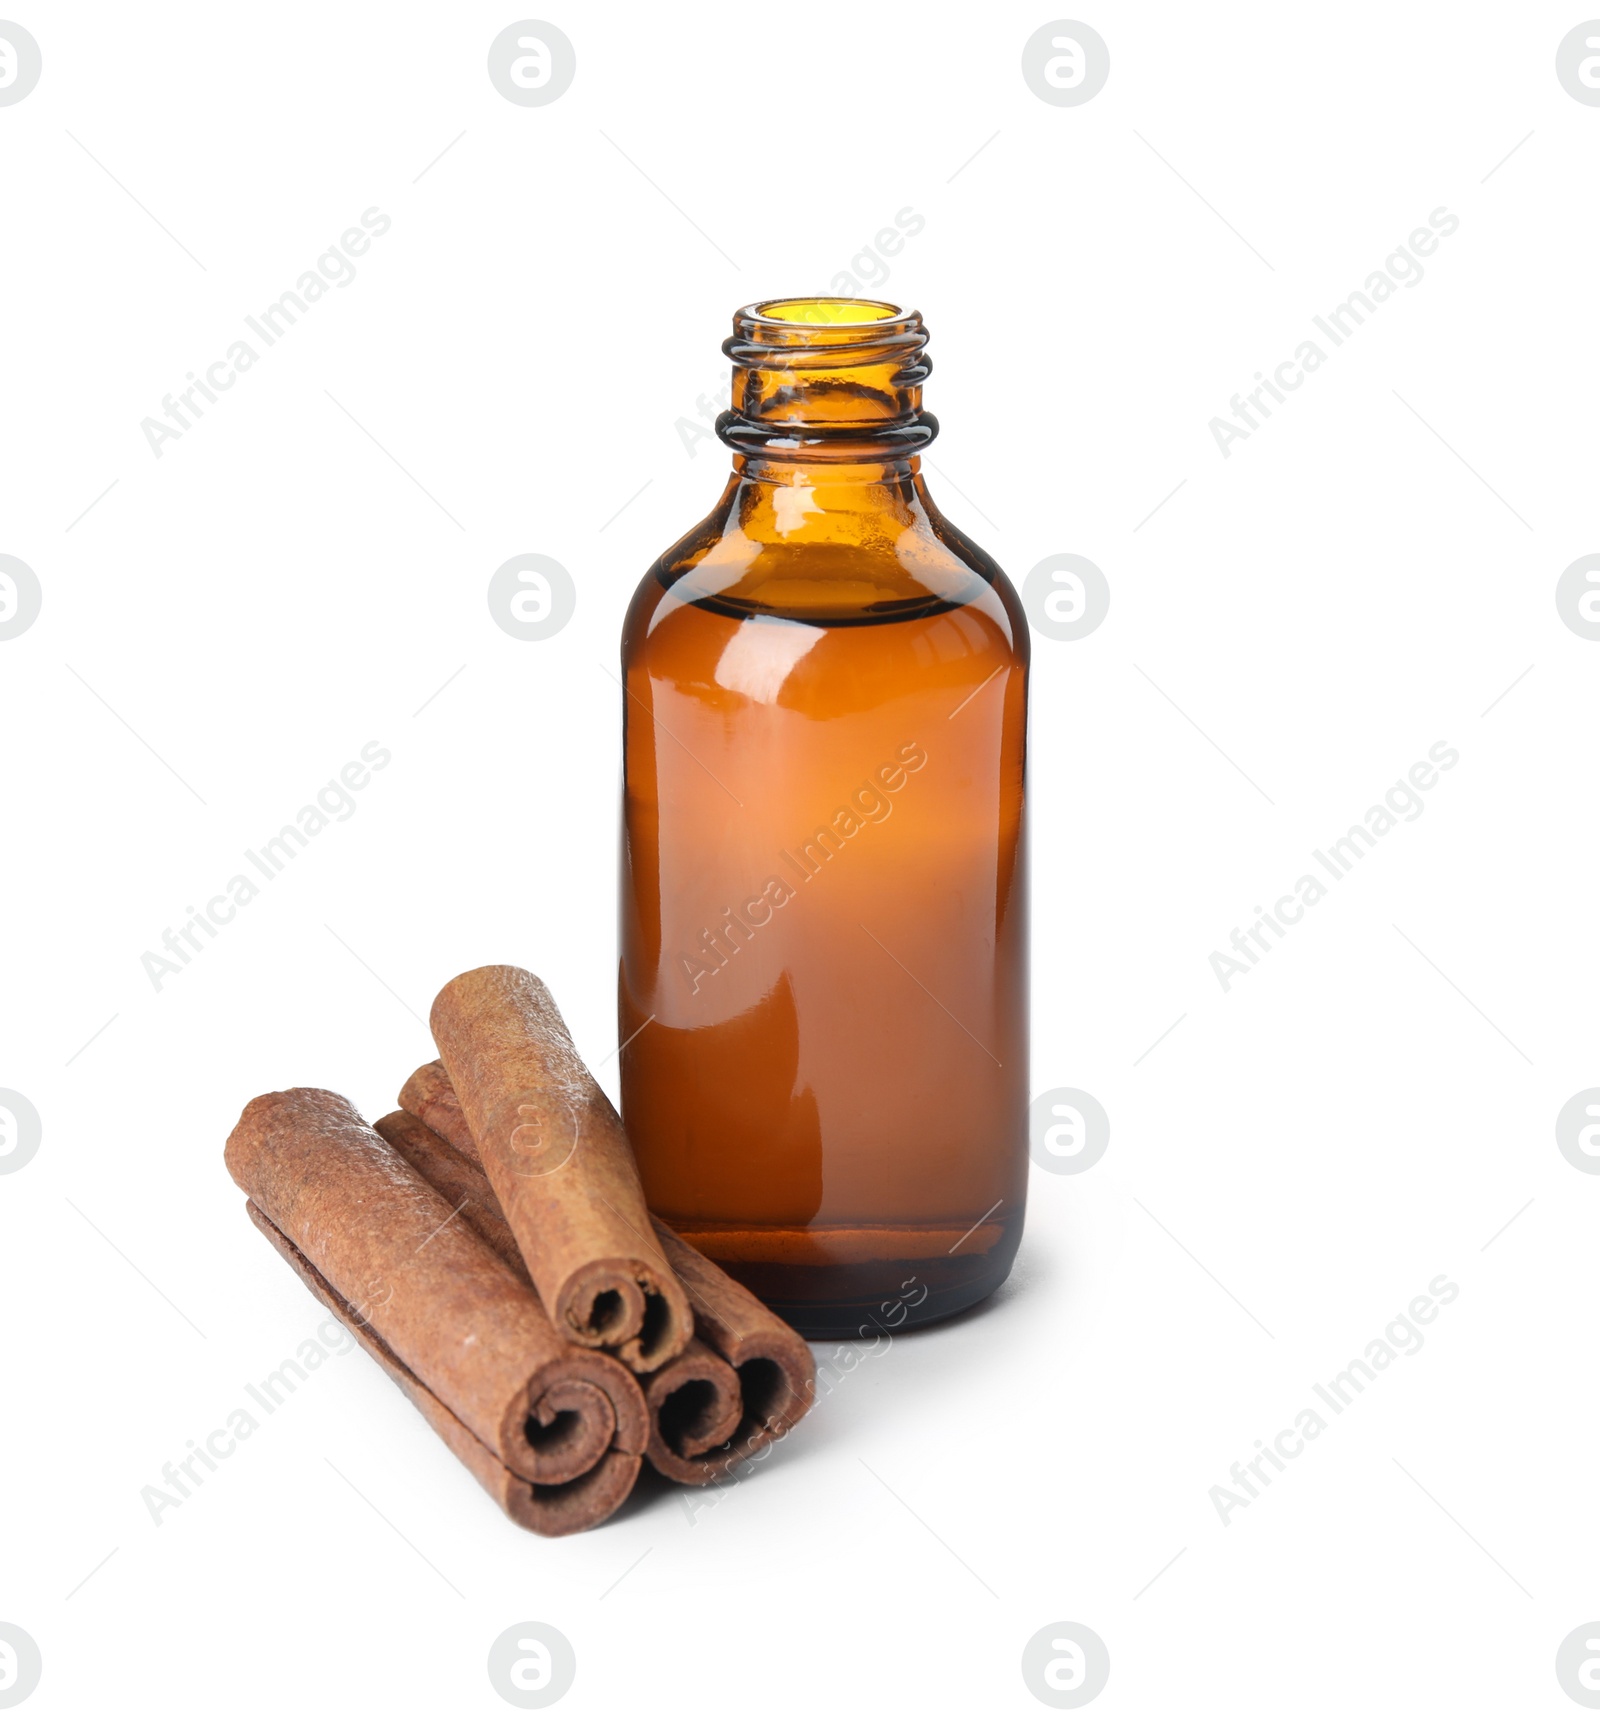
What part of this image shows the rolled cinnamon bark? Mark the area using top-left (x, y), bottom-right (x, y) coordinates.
top-left (224, 1088), bottom-right (647, 1534)
top-left (637, 1338), bottom-right (745, 1480)
top-left (429, 967), bottom-right (693, 1373)
top-left (397, 1065), bottom-right (815, 1481)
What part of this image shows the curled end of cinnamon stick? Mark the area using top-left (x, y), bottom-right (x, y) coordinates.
top-left (509, 1351), bottom-right (649, 1481)
top-left (725, 1333), bottom-right (817, 1447)
top-left (498, 1376), bottom-right (612, 1485)
top-left (640, 1338), bottom-right (743, 1484)
top-left (556, 1260), bottom-right (685, 1373)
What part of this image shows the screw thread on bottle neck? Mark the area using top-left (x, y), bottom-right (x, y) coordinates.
top-left (717, 298), bottom-right (938, 464)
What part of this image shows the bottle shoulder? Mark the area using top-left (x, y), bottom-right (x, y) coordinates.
top-left (624, 476), bottom-right (1028, 665)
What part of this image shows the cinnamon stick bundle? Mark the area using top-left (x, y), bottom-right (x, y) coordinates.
top-left (224, 1088), bottom-right (647, 1535)
top-left (396, 1064), bottom-right (816, 1483)
top-left (429, 967), bottom-right (693, 1374)
top-left (376, 1108), bottom-right (743, 1484)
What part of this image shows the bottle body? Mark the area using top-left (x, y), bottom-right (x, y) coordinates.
top-left (619, 302), bottom-right (1028, 1335)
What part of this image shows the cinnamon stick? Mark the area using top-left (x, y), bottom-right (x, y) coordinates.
top-left (224, 1088), bottom-right (647, 1534)
top-left (397, 1064), bottom-right (815, 1481)
top-left (428, 967), bottom-right (693, 1373)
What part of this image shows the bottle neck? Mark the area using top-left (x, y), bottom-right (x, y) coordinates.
top-left (731, 453), bottom-right (919, 488)
top-left (720, 455), bottom-right (929, 544)
top-left (715, 299), bottom-right (937, 468)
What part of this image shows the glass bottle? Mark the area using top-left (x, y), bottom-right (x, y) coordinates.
top-left (619, 298), bottom-right (1028, 1336)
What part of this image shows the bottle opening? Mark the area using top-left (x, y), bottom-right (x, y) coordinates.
top-left (754, 298), bottom-right (903, 327)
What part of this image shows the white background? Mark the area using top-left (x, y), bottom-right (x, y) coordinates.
top-left (3, 1), bottom-right (1598, 1723)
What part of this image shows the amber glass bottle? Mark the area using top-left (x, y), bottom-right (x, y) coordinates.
top-left (619, 299), bottom-right (1028, 1336)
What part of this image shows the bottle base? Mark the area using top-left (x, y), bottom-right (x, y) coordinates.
top-left (674, 1219), bottom-right (1021, 1340)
